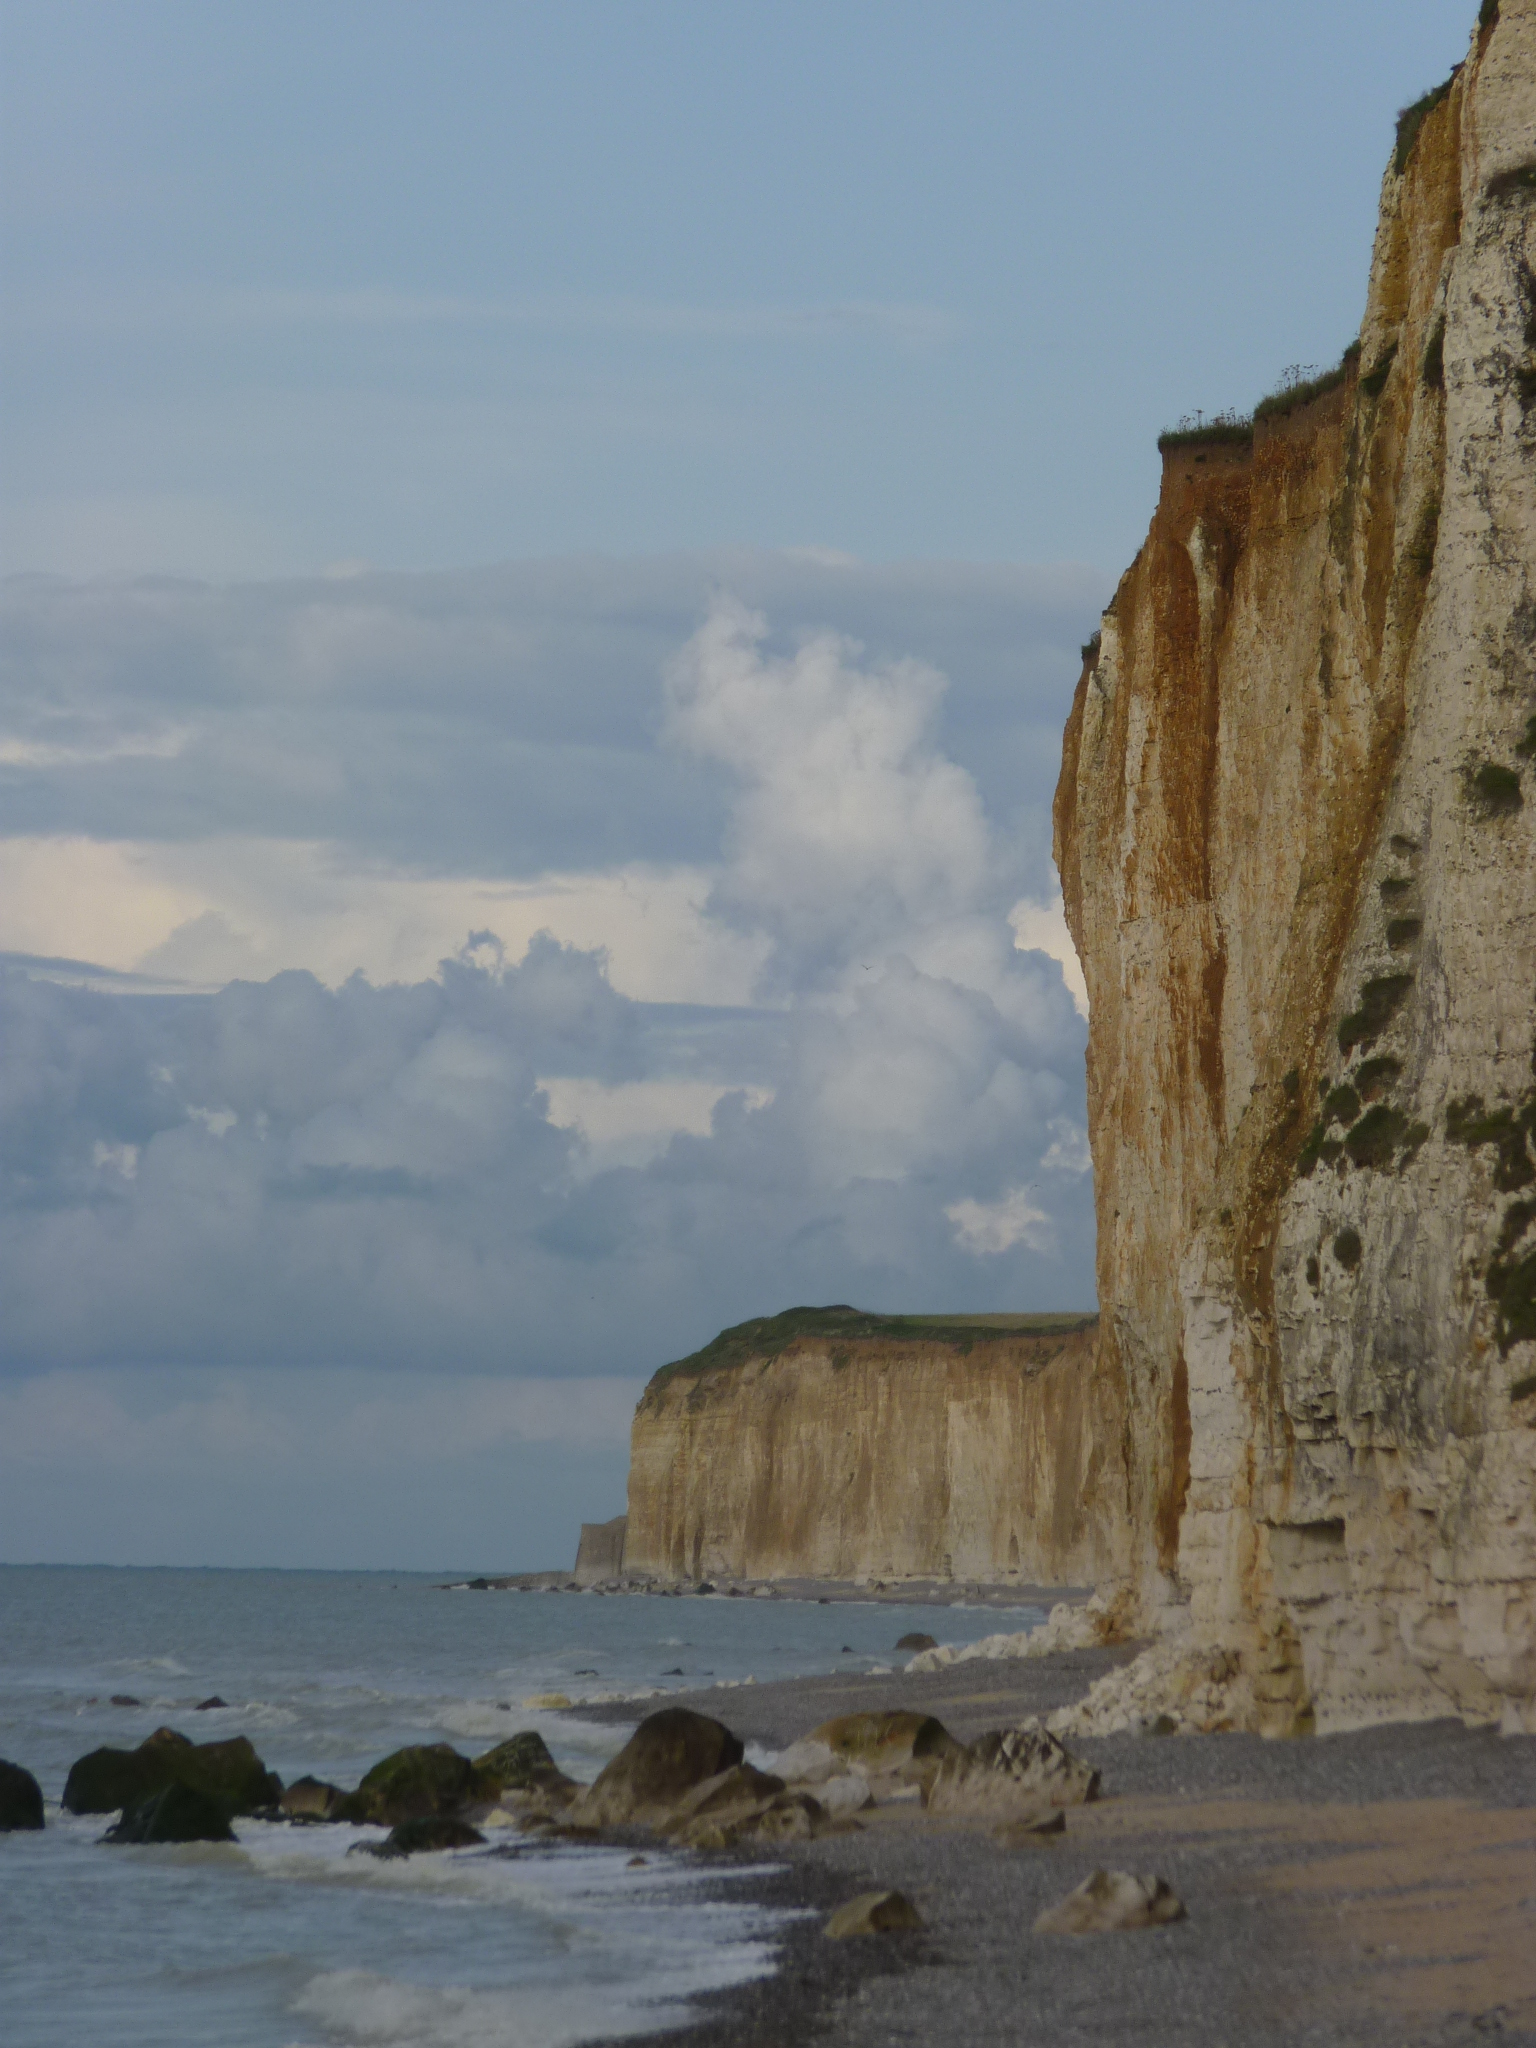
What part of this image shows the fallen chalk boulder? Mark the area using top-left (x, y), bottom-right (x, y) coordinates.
top-left (1034, 1869), bottom-right (1185, 1934)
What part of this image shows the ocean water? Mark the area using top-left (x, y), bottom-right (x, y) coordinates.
top-left (0, 1565), bottom-right (1041, 2048)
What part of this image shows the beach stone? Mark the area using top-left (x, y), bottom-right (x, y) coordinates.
top-left (927, 1724), bottom-right (1100, 1817)
top-left (334, 1743), bottom-right (490, 1825)
top-left (109, 1694), bottom-right (141, 1707)
top-left (105, 1781), bottom-right (235, 1845)
top-left (194, 1696), bottom-right (228, 1711)
top-left (279, 1775), bottom-right (346, 1820)
top-left (63, 1729), bottom-right (280, 1816)
top-left (994, 1809), bottom-right (1066, 1847)
top-left (895, 1632), bottom-right (938, 1652)
top-left (522, 1693), bottom-right (572, 1710)
top-left (573, 1707), bottom-right (744, 1826)
top-left (1034, 1869), bottom-right (1186, 1934)
top-left (0, 1759), bottom-right (44, 1830)
top-left (356, 1816), bottom-right (486, 1859)
top-left (824, 1890), bottom-right (924, 1939)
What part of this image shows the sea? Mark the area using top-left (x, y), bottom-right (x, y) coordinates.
top-left (0, 1565), bottom-right (1041, 2048)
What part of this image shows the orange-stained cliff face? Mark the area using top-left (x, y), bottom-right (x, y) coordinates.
top-left (1056, 5), bottom-right (1536, 1733)
top-left (625, 1315), bottom-right (1125, 1587)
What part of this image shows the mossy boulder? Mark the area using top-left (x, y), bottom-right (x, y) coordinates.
top-left (472, 1731), bottom-right (574, 1802)
top-left (63, 1728), bottom-right (280, 1816)
top-left (333, 1743), bottom-right (492, 1825)
top-left (105, 1781), bottom-right (236, 1844)
top-left (0, 1759), bottom-right (44, 1831)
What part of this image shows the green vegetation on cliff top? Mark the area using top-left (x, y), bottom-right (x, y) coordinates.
top-left (647, 1303), bottom-right (1098, 1389)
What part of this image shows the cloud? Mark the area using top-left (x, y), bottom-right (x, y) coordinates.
top-left (946, 1187), bottom-right (1055, 1257)
top-left (0, 562), bottom-right (1099, 1407)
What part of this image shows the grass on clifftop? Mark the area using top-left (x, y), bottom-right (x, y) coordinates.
top-left (647, 1303), bottom-right (1098, 1389)
top-left (1159, 345), bottom-right (1361, 454)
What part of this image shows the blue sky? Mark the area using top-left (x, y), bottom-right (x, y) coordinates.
top-left (3, 0), bottom-right (1475, 575)
top-left (0, 2), bottom-right (1481, 1569)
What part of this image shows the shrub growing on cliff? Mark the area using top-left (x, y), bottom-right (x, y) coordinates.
top-left (1337, 974), bottom-right (1414, 1055)
top-left (1469, 760), bottom-right (1523, 814)
top-left (1446, 1093), bottom-right (1536, 1192)
top-left (1345, 1105), bottom-right (1409, 1170)
top-left (1332, 1227), bottom-right (1363, 1272)
top-left (1356, 1055), bottom-right (1402, 1101)
top-left (1386, 917), bottom-right (1423, 951)
top-left (1486, 1200), bottom-right (1536, 1353)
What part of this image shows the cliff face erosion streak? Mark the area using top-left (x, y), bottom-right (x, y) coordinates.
top-left (1055, 4), bottom-right (1536, 1733)
top-left (624, 1310), bottom-right (1121, 1587)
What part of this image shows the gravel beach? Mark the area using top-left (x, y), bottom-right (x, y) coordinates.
top-left (575, 1651), bottom-right (1536, 2047)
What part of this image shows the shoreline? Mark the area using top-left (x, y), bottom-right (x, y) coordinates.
top-left (441, 1571), bottom-right (1088, 1611)
top-left (570, 1654), bottom-right (1536, 2047)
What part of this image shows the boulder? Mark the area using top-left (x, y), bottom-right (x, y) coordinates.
top-left (806, 1710), bottom-right (962, 1796)
top-left (279, 1775), bottom-right (346, 1820)
top-left (354, 1816), bottom-right (486, 1859)
top-left (63, 1729), bottom-right (280, 1816)
top-left (472, 1731), bottom-right (571, 1798)
top-left (1034, 1869), bottom-right (1185, 1934)
top-left (194, 1697), bottom-right (228, 1711)
top-left (664, 1762), bottom-right (785, 1827)
top-left (824, 1890), bottom-right (924, 1938)
top-left (672, 1785), bottom-right (833, 1852)
top-left (0, 1759), bottom-right (44, 1831)
top-left (927, 1724), bottom-right (1099, 1818)
top-left (895, 1632), bottom-right (937, 1652)
top-left (105, 1782), bottom-right (235, 1845)
top-left (572, 1708), bottom-right (743, 1827)
top-left (332, 1743), bottom-right (491, 1826)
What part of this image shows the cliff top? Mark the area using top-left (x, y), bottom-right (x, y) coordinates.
top-left (646, 1303), bottom-right (1098, 1391)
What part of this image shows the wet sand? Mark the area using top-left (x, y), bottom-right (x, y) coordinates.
top-left (575, 1654), bottom-right (1536, 2047)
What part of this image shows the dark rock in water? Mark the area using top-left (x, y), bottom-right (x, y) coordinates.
top-left (573, 1707), bottom-right (743, 1827)
top-left (105, 1782), bottom-right (235, 1845)
top-left (279, 1775), bottom-right (346, 1820)
top-left (352, 1815), bottom-right (486, 1859)
top-left (0, 1759), bottom-right (45, 1831)
top-left (466, 1578), bottom-right (491, 1590)
top-left (661, 1667), bottom-right (685, 1676)
top-left (472, 1731), bottom-right (566, 1796)
top-left (695, 1581), bottom-right (716, 1594)
top-left (109, 1695), bottom-right (141, 1708)
top-left (895, 1632), bottom-right (938, 1652)
top-left (63, 1727), bottom-right (281, 1816)
top-left (333, 1743), bottom-right (492, 1825)
top-left (194, 1696), bottom-right (228, 1711)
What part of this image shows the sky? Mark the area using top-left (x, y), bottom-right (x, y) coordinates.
top-left (0, 1), bottom-right (1480, 1569)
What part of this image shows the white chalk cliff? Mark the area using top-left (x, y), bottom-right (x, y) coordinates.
top-left (1056, 2), bottom-right (1536, 1733)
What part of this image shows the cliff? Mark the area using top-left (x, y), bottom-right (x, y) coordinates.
top-left (1055, 3), bottom-right (1536, 1733)
top-left (624, 1306), bottom-right (1122, 1585)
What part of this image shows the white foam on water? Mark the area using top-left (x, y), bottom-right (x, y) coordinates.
top-left (292, 1967), bottom-right (698, 2048)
